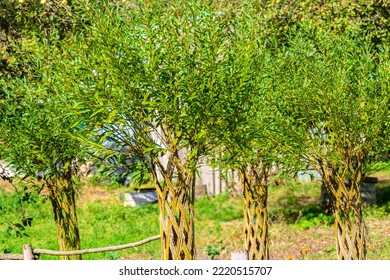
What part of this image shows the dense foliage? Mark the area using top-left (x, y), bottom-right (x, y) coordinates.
top-left (0, 0), bottom-right (388, 260)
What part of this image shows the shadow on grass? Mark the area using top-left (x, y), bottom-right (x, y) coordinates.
top-left (270, 202), bottom-right (334, 230)
top-left (368, 181), bottom-right (390, 217)
top-left (376, 180), bottom-right (390, 206)
top-left (270, 180), bottom-right (390, 229)
top-left (268, 182), bottom-right (334, 229)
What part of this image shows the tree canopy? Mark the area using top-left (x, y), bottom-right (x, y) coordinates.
top-left (0, 0), bottom-right (388, 260)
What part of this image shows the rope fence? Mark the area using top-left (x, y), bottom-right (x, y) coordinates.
top-left (0, 235), bottom-right (160, 260)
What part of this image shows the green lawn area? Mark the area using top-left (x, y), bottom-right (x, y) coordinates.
top-left (1, 176), bottom-right (389, 260)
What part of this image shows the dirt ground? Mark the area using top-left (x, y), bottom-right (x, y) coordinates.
top-left (1, 175), bottom-right (389, 260)
top-left (194, 217), bottom-right (390, 260)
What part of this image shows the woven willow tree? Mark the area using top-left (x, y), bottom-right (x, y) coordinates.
top-left (208, 11), bottom-right (281, 258)
top-left (148, 140), bottom-right (198, 260)
top-left (0, 77), bottom-right (85, 260)
top-left (272, 26), bottom-right (389, 259)
top-left (0, 31), bottom-right (85, 259)
top-left (54, 1), bottom-right (238, 259)
top-left (0, 0), bottom-right (97, 260)
top-left (320, 164), bottom-right (367, 259)
top-left (46, 170), bottom-right (82, 260)
top-left (240, 164), bottom-right (270, 260)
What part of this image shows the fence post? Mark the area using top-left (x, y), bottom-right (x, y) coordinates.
top-left (231, 250), bottom-right (248, 260)
top-left (23, 244), bottom-right (34, 260)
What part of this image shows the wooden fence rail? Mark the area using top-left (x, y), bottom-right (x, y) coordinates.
top-left (0, 235), bottom-right (160, 260)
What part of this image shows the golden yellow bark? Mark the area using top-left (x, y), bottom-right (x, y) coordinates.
top-left (150, 156), bottom-right (196, 260)
top-left (47, 178), bottom-right (81, 260)
top-left (240, 165), bottom-right (269, 260)
top-left (321, 163), bottom-right (367, 260)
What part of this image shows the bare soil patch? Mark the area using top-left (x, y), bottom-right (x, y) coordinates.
top-left (0, 179), bottom-right (14, 192)
top-left (77, 184), bottom-right (122, 205)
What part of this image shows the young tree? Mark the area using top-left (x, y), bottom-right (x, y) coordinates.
top-left (0, 69), bottom-right (88, 259)
top-left (271, 26), bottom-right (389, 259)
top-left (0, 0), bottom-right (93, 259)
top-left (210, 28), bottom-right (303, 260)
top-left (49, 0), bottom-right (238, 259)
top-left (206, 13), bottom-right (272, 259)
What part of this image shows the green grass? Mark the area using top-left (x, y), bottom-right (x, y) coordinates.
top-left (77, 202), bottom-right (161, 260)
top-left (1, 178), bottom-right (389, 260)
top-left (0, 187), bottom-right (242, 260)
top-left (196, 192), bottom-right (243, 222)
top-left (0, 187), bottom-right (161, 260)
top-left (268, 180), bottom-right (332, 227)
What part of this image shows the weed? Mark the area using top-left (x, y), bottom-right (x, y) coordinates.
top-left (107, 252), bottom-right (119, 260)
top-left (294, 208), bottom-right (334, 230)
top-left (323, 246), bottom-right (336, 253)
top-left (204, 244), bottom-right (221, 260)
top-left (363, 204), bottom-right (390, 219)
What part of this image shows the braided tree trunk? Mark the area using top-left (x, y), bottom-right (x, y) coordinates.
top-left (150, 156), bottom-right (196, 260)
top-left (321, 164), bottom-right (367, 260)
top-left (240, 165), bottom-right (270, 260)
top-left (47, 176), bottom-right (81, 260)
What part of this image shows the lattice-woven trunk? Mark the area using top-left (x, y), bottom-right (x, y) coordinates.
top-left (241, 167), bottom-right (269, 260)
top-left (48, 178), bottom-right (82, 260)
top-left (151, 165), bottom-right (196, 260)
top-left (322, 166), bottom-right (367, 260)
top-left (331, 181), bottom-right (367, 260)
top-left (147, 139), bottom-right (198, 260)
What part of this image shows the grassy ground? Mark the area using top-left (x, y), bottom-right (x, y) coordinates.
top-left (0, 174), bottom-right (389, 260)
